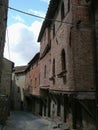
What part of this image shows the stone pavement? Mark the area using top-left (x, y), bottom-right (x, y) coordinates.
top-left (0, 111), bottom-right (62, 130)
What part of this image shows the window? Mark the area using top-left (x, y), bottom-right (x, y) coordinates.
top-left (44, 65), bottom-right (46, 78)
top-left (52, 59), bottom-right (55, 84)
top-left (61, 2), bottom-right (65, 20)
top-left (61, 0), bottom-right (70, 20)
top-left (53, 59), bottom-right (55, 76)
top-left (57, 49), bottom-right (67, 79)
top-left (53, 24), bottom-right (55, 38)
top-left (61, 49), bottom-right (66, 84)
top-left (17, 87), bottom-right (20, 93)
top-left (16, 74), bottom-right (19, 80)
top-left (68, 0), bottom-right (70, 12)
top-left (57, 99), bottom-right (61, 116)
top-left (61, 49), bottom-right (66, 71)
top-left (39, 73), bottom-right (40, 84)
top-left (35, 78), bottom-right (37, 88)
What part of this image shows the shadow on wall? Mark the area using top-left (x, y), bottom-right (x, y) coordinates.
top-left (11, 80), bottom-right (22, 111)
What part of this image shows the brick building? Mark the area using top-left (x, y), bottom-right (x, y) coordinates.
top-left (0, 0), bottom-right (9, 88)
top-left (37, 0), bottom-right (97, 129)
top-left (25, 52), bottom-right (41, 114)
top-left (38, 28), bottom-right (51, 116)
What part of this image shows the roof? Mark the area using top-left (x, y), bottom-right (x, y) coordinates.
top-left (25, 52), bottom-right (40, 71)
top-left (28, 52), bottom-right (40, 66)
top-left (3, 57), bottom-right (14, 64)
top-left (14, 65), bottom-right (27, 73)
top-left (37, 0), bottom-right (60, 42)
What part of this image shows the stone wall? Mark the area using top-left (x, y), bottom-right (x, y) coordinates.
top-left (0, 58), bottom-right (14, 96)
top-left (0, 0), bottom-right (8, 86)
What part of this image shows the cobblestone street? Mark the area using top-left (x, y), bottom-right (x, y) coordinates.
top-left (0, 111), bottom-right (61, 130)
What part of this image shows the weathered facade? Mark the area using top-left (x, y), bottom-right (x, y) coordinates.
top-left (25, 52), bottom-right (41, 114)
top-left (0, 58), bottom-right (14, 124)
top-left (0, 58), bottom-right (14, 96)
top-left (13, 0), bottom-right (98, 129)
top-left (37, 0), bottom-right (97, 129)
top-left (38, 29), bottom-right (51, 117)
top-left (0, 0), bottom-right (9, 88)
top-left (12, 66), bottom-right (27, 110)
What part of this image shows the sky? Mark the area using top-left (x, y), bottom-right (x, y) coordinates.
top-left (4, 0), bottom-right (50, 66)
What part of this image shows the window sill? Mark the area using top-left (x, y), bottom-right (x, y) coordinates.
top-left (49, 75), bottom-right (55, 80)
top-left (57, 70), bottom-right (67, 78)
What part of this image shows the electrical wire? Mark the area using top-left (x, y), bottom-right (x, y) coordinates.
top-left (1, 2), bottom-right (97, 62)
top-left (8, 6), bottom-right (98, 28)
top-left (0, 3), bottom-right (97, 27)
top-left (8, 6), bottom-right (73, 25)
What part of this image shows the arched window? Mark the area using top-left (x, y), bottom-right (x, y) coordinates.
top-left (61, 2), bottom-right (65, 20)
top-left (61, 49), bottom-right (66, 71)
top-left (61, 49), bottom-right (66, 84)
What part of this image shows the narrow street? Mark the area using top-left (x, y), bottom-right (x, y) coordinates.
top-left (0, 111), bottom-right (59, 130)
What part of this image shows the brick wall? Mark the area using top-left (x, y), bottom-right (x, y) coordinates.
top-left (25, 54), bottom-right (40, 96)
top-left (71, 0), bottom-right (95, 91)
top-left (40, 51), bottom-right (51, 88)
top-left (31, 62), bottom-right (40, 95)
top-left (48, 0), bottom-right (96, 91)
top-left (49, 0), bottom-right (74, 91)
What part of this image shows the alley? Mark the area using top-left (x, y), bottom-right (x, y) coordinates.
top-left (0, 111), bottom-right (58, 130)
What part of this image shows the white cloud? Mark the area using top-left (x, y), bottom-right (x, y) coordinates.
top-left (40, 0), bottom-right (50, 4)
top-left (4, 21), bottom-right (42, 66)
top-left (12, 15), bottom-right (25, 23)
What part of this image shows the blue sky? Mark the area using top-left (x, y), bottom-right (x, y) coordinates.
top-left (4, 0), bottom-right (50, 66)
top-left (8, 0), bottom-right (49, 25)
